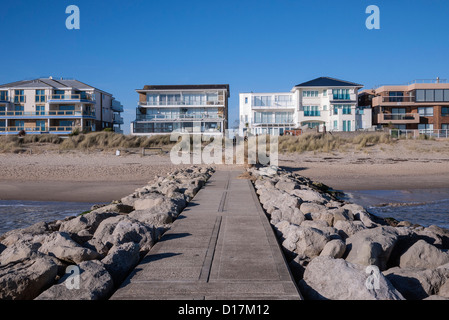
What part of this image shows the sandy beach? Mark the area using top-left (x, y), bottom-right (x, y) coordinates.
top-left (0, 138), bottom-right (449, 203)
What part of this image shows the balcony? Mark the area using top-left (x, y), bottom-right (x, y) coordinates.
top-left (373, 96), bottom-right (415, 106)
top-left (138, 100), bottom-right (224, 107)
top-left (0, 126), bottom-right (76, 135)
top-left (136, 114), bottom-right (223, 122)
top-left (252, 102), bottom-right (296, 109)
top-left (377, 113), bottom-right (420, 124)
top-left (47, 94), bottom-right (95, 103)
top-left (113, 114), bottom-right (124, 124)
top-left (0, 110), bottom-right (95, 118)
top-left (111, 100), bottom-right (124, 112)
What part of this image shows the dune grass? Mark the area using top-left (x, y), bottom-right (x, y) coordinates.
top-left (278, 132), bottom-right (394, 154)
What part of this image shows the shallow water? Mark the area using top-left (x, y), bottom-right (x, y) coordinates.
top-left (344, 189), bottom-right (449, 229)
top-left (0, 200), bottom-right (99, 236)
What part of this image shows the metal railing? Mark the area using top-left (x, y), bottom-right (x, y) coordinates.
top-left (381, 96), bottom-right (415, 103)
top-left (0, 110), bottom-right (95, 117)
top-left (381, 113), bottom-right (419, 121)
top-left (390, 129), bottom-right (449, 139)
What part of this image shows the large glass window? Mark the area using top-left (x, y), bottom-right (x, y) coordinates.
top-left (342, 105), bottom-right (352, 115)
top-left (253, 96), bottom-right (272, 107)
top-left (418, 107), bottom-right (434, 116)
top-left (332, 89), bottom-right (350, 100)
top-left (304, 106), bottom-right (320, 116)
top-left (303, 91), bottom-right (318, 97)
top-left (416, 89), bottom-right (449, 102)
top-left (389, 91), bottom-right (403, 102)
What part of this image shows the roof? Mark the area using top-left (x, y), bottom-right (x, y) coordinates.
top-left (0, 78), bottom-right (112, 95)
top-left (138, 84), bottom-right (230, 97)
top-left (294, 77), bottom-right (363, 88)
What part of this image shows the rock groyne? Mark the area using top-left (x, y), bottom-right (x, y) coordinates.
top-left (248, 165), bottom-right (449, 300)
top-left (0, 166), bottom-right (214, 300)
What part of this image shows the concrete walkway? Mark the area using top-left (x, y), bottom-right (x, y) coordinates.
top-left (111, 169), bottom-right (302, 300)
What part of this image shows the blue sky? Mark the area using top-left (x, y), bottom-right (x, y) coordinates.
top-left (1, 0), bottom-right (449, 134)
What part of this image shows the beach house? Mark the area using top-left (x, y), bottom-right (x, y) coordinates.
top-left (131, 84), bottom-right (230, 135)
top-left (362, 78), bottom-right (449, 135)
top-left (0, 77), bottom-right (124, 135)
top-left (239, 77), bottom-right (371, 136)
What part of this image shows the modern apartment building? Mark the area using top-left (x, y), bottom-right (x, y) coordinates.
top-left (132, 84), bottom-right (229, 135)
top-left (361, 78), bottom-right (449, 133)
top-left (0, 77), bottom-right (124, 135)
top-left (239, 77), bottom-right (371, 136)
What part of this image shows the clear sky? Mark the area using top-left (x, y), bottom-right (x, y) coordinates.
top-left (1, 0), bottom-right (449, 134)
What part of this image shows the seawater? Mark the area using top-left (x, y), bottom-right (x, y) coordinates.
top-left (0, 200), bottom-right (100, 236)
top-left (344, 189), bottom-right (449, 229)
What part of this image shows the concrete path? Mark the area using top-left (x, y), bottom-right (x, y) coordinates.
top-left (111, 168), bottom-right (302, 300)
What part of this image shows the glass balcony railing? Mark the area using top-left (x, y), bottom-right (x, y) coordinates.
top-left (0, 126), bottom-right (76, 133)
top-left (136, 113), bottom-right (223, 121)
top-left (48, 94), bottom-right (95, 101)
top-left (139, 100), bottom-right (224, 106)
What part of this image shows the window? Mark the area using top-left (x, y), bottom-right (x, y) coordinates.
top-left (442, 107), bottom-right (449, 117)
top-left (342, 120), bottom-right (351, 132)
top-left (357, 108), bottom-right (364, 115)
top-left (323, 105), bottom-right (328, 111)
top-left (147, 94), bottom-right (158, 105)
top-left (389, 91), bottom-right (404, 102)
top-left (418, 107), bottom-right (434, 116)
top-left (332, 89), bottom-right (350, 100)
top-left (35, 90), bottom-right (46, 102)
top-left (416, 89), bottom-right (449, 102)
top-left (253, 96), bottom-right (271, 107)
top-left (244, 97), bottom-right (248, 104)
top-left (392, 108), bottom-right (406, 114)
top-left (304, 106), bottom-right (320, 117)
top-left (333, 106), bottom-right (338, 115)
top-left (14, 90), bottom-right (24, 103)
top-left (303, 91), bottom-right (318, 97)
top-left (323, 90), bottom-right (327, 96)
top-left (15, 120), bottom-right (25, 129)
top-left (0, 91), bottom-right (8, 101)
top-left (333, 120), bottom-right (338, 130)
top-left (36, 105), bottom-right (45, 115)
top-left (342, 105), bottom-right (351, 115)
top-left (418, 124), bottom-right (434, 131)
top-left (442, 124), bottom-right (449, 130)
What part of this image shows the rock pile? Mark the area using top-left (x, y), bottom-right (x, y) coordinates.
top-left (0, 166), bottom-right (214, 300)
top-left (249, 166), bottom-right (449, 300)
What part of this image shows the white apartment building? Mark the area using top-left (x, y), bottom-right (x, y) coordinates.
top-left (239, 77), bottom-right (372, 136)
top-left (0, 77), bottom-right (124, 135)
top-left (132, 84), bottom-right (229, 135)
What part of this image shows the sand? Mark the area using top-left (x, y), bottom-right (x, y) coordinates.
top-left (0, 138), bottom-right (449, 203)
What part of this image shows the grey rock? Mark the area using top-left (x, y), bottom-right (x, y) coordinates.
top-left (0, 253), bottom-right (58, 300)
top-left (345, 226), bottom-right (399, 271)
top-left (320, 239), bottom-right (346, 259)
top-left (59, 210), bottom-right (118, 235)
top-left (282, 226), bottom-right (330, 259)
top-left (35, 260), bottom-right (114, 300)
top-left (290, 189), bottom-right (329, 204)
top-left (384, 267), bottom-right (446, 300)
top-left (333, 220), bottom-right (367, 240)
top-left (38, 232), bottom-right (101, 264)
top-left (299, 203), bottom-right (327, 217)
top-left (399, 240), bottom-right (449, 269)
top-left (101, 242), bottom-right (140, 286)
top-left (299, 256), bottom-right (404, 300)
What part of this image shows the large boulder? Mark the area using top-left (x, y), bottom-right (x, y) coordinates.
top-left (0, 253), bottom-right (58, 300)
top-left (299, 256), bottom-right (404, 300)
top-left (399, 240), bottom-right (449, 269)
top-left (258, 188), bottom-right (301, 214)
top-left (270, 207), bottom-right (305, 226)
top-left (289, 188), bottom-right (330, 204)
top-left (281, 225), bottom-right (330, 259)
top-left (38, 232), bottom-right (101, 264)
top-left (345, 227), bottom-right (399, 271)
top-left (320, 239), bottom-right (346, 259)
top-left (333, 220), bottom-right (367, 240)
top-left (0, 238), bottom-right (43, 266)
top-left (384, 267), bottom-right (446, 300)
top-left (35, 260), bottom-right (114, 300)
top-left (101, 242), bottom-right (140, 286)
top-left (59, 211), bottom-right (118, 235)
